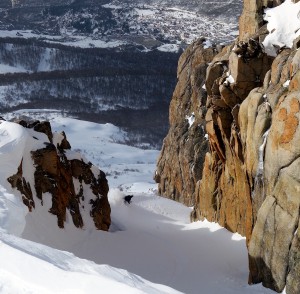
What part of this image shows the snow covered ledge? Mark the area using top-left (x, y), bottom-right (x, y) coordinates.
top-left (263, 0), bottom-right (300, 56)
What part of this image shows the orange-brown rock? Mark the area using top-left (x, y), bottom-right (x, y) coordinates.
top-left (190, 38), bottom-right (270, 239)
top-left (157, 1), bottom-right (300, 293)
top-left (157, 37), bottom-right (271, 235)
top-left (155, 39), bottom-right (217, 206)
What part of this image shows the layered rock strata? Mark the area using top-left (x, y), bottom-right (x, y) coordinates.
top-left (7, 120), bottom-right (111, 231)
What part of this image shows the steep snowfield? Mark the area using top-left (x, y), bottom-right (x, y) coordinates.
top-left (0, 233), bottom-right (179, 294)
top-left (0, 111), bottom-right (275, 293)
top-left (263, 0), bottom-right (300, 56)
top-left (0, 117), bottom-right (180, 294)
top-left (0, 120), bottom-right (46, 236)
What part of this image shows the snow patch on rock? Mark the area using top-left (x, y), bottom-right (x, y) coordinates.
top-left (186, 112), bottom-right (195, 128)
top-left (263, 0), bottom-right (300, 56)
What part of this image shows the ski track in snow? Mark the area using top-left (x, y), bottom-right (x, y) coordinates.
top-left (0, 111), bottom-right (276, 294)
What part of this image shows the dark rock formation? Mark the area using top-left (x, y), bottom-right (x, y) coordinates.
top-left (156, 0), bottom-right (300, 293)
top-left (7, 120), bottom-right (111, 231)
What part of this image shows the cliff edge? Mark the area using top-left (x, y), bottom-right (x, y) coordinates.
top-left (155, 0), bottom-right (300, 292)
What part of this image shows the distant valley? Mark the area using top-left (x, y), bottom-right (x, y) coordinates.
top-left (0, 0), bottom-right (242, 147)
top-left (0, 0), bottom-right (241, 47)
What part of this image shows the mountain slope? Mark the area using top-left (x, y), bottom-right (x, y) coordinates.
top-left (0, 232), bottom-right (180, 294)
top-left (0, 111), bottom-right (274, 294)
top-left (0, 0), bottom-right (243, 149)
top-left (155, 0), bottom-right (300, 293)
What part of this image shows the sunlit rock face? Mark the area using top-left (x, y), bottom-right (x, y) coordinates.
top-left (157, 0), bottom-right (300, 293)
top-left (239, 0), bottom-right (289, 42)
top-left (191, 37), bottom-right (271, 237)
top-left (247, 48), bottom-right (300, 294)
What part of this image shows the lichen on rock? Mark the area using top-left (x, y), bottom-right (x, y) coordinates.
top-left (156, 0), bottom-right (300, 293)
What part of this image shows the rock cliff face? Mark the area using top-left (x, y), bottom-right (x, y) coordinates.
top-left (239, 0), bottom-right (283, 41)
top-left (7, 120), bottom-right (111, 231)
top-left (155, 39), bottom-right (215, 206)
top-left (156, 0), bottom-right (300, 292)
top-left (191, 38), bottom-right (272, 237)
top-left (246, 47), bottom-right (300, 294)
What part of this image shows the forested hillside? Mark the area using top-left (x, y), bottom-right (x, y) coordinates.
top-left (0, 38), bottom-right (179, 147)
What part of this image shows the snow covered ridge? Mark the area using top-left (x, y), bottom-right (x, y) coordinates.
top-left (0, 118), bottom-right (111, 233)
top-left (263, 0), bottom-right (300, 56)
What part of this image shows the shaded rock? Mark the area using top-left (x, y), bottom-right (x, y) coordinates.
top-left (249, 159), bottom-right (300, 292)
top-left (287, 224), bottom-right (300, 294)
top-left (32, 121), bottom-right (53, 143)
top-left (7, 160), bottom-right (34, 212)
top-left (206, 62), bottom-right (226, 96)
top-left (219, 84), bottom-right (240, 108)
top-left (155, 39), bottom-right (216, 206)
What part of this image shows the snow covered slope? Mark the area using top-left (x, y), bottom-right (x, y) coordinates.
top-left (0, 116), bottom-right (180, 294)
top-left (0, 110), bottom-right (275, 294)
top-left (0, 233), bottom-right (180, 294)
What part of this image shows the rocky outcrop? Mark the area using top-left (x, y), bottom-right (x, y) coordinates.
top-left (239, 0), bottom-right (284, 41)
top-left (246, 48), bottom-right (300, 293)
top-left (7, 120), bottom-right (111, 231)
top-left (156, 0), bottom-right (300, 293)
top-left (239, 0), bottom-right (300, 42)
top-left (155, 39), bottom-right (215, 206)
top-left (156, 36), bottom-right (272, 233)
top-left (191, 38), bottom-right (272, 237)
